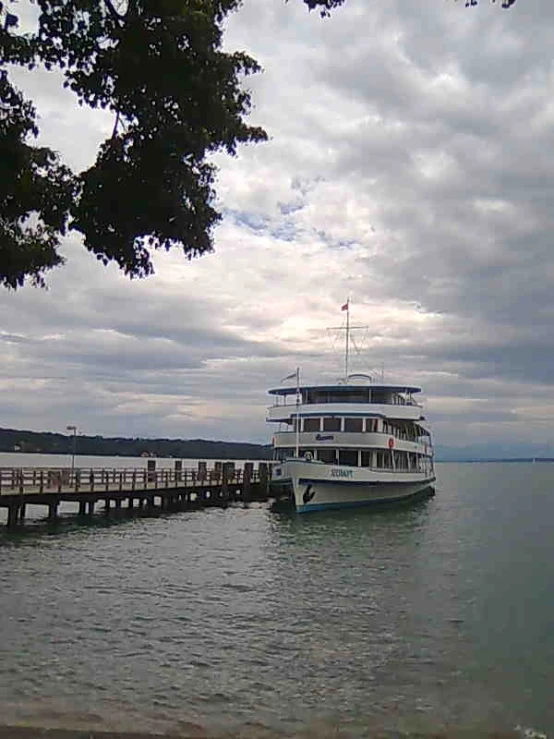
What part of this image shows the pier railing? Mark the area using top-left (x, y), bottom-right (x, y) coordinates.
top-left (0, 463), bottom-right (271, 497)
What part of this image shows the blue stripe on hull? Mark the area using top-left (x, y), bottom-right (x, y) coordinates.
top-left (298, 476), bottom-right (436, 487)
top-left (296, 486), bottom-right (435, 514)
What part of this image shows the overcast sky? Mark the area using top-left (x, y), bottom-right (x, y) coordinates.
top-left (2, 0), bottom-right (554, 457)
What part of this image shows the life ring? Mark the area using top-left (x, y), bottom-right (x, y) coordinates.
top-left (388, 437), bottom-right (394, 449)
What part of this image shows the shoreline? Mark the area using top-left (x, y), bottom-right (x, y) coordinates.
top-left (0, 724), bottom-right (527, 739)
top-left (0, 728), bottom-right (205, 739)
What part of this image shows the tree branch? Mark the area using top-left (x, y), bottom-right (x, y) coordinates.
top-left (103, 0), bottom-right (124, 23)
top-left (110, 109), bottom-right (120, 140)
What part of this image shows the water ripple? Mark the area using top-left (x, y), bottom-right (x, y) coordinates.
top-left (0, 465), bottom-right (553, 737)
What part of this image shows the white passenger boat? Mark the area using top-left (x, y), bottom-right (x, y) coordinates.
top-left (267, 305), bottom-right (435, 513)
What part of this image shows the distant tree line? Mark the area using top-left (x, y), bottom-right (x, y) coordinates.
top-left (0, 427), bottom-right (272, 460)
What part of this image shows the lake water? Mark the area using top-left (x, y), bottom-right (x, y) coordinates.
top-left (0, 462), bottom-right (552, 738)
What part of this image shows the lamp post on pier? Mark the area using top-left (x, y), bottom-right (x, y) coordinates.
top-left (66, 425), bottom-right (77, 477)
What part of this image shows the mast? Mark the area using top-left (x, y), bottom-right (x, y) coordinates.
top-left (342, 299), bottom-right (350, 382)
top-left (331, 300), bottom-right (365, 382)
top-left (295, 366), bottom-right (300, 457)
top-left (346, 301), bottom-right (349, 381)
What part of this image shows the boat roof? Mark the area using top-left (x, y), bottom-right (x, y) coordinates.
top-left (268, 383), bottom-right (422, 397)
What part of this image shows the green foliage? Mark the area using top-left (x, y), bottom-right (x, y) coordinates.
top-left (458, 0), bottom-right (516, 6)
top-left (0, 70), bottom-right (76, 287)
top-left (0, 0), bottom-right (268, 287)
top-left (290, 0), bottom-right (345, 16)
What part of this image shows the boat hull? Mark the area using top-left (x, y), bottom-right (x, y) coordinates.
top-left (271, 459), bottom-right (436, 513)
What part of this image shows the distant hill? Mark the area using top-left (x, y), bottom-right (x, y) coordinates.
top-left (4, 428), bottom-right (550, 464)
top-left (0, 428), bottom-right (272, 460)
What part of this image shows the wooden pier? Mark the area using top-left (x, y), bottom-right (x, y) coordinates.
top-left (0, 460), bottom-right (272, 530)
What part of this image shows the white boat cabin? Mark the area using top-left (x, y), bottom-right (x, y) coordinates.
top-left (267, 378), bottom-right (433, 473)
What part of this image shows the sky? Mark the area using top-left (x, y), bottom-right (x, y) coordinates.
top-left (2, 0), bottom-right (554, 458)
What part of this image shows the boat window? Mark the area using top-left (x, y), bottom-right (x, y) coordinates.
top-left (275, 448), bottom-right (294, 460)
top-left (303, 389), bottom-right (372, 404)
top-left (317, 448), bottom-right (336, 463)
top-left (303, 418), bottom-right (321, 432)
top-left (393, 451), bottom-right (403, 469)
top-left (344, 418), bottom-right (363, 432)
top-left (365, 418), bottom-right (378, 432)
top-left (304, 390), bottom-right (336, 404)
top-left (327, 390), bottom-right (370, 404)
top-left (372, 391), bottom-right (391, 404)
top-left (338, 449), bottom-right (358, 466)
top-left (393, 394), bottom-right (408, 405)
top-left (360, 451), bottom-right (371, 467)
top-left (376, 450), bottom-right (393, 469)
top-left (323, 417), bottom-right (341, 432)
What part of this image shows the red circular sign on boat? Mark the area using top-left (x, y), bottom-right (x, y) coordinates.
top-left (388, 437), bottom-right (394, 449)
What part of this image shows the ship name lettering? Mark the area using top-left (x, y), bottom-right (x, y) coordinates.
top-left (330, 468), bottom-right (353, 478)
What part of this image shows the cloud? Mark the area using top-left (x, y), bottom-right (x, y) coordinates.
top-left (2, 0), bottom-right (554, 456)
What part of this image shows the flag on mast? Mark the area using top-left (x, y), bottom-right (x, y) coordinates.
top-left (281, 371), bottom-right (297, 382)
top-left (341, 301), bottom-right (349, 311)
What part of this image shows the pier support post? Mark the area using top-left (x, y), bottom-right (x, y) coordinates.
top-left (128, 497), bottom-right (134, 510)
top-left (104, 499), bottom-right (110, 516)
top-left (7, 503), bottom-right (20, 529)
top-left (48, 501), bottom-right (59, 522)
top-left (221, 462), bottom-right (233, 503)
top-left (258, 463), bottom-right (269, 500)
top-left (78, 500), bottom-right (87, 516)
top-left (197, 461), bottom-right (207, 483)
top-left (19, 503), bottom-right (26, 522)
top-left (243, 463), bottom-right (253, 502)
top-left (87, 501), bottom-right (95, 515)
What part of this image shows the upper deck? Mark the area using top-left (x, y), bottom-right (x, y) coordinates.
top-left (268, 381), bottom-right (424, 424)
top-left (268, 382), bottom-right (422, 406)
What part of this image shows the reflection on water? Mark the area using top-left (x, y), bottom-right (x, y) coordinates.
top-left (0, 464), bottom-right (553, 737)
